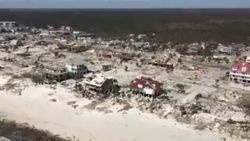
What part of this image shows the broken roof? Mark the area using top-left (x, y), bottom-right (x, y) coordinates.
top-left (85, 74), bottom-right (110, 87)
top-left (129, 76), bottom-right (163, 91)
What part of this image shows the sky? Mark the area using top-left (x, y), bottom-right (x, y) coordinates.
top-left (0, 0), bottom-right (250, 8)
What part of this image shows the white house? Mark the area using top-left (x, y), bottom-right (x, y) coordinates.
top-left (85, 74), bottom-right (119, 94)
top-left (65, 58), bottom-right (88, 75)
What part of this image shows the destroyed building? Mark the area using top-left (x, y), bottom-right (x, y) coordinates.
top-left (42, 62), bottom-right (69, 82)
top-left (34, 40), bottom-right (53, 46)
top-left (149, 56), bottom-right (170, 67)
top-left (0, 21), bottom-right (17, 32)
top-left (186, 43), bottom-right (202, 55)
top-left (10, 39), bottom-right (23, 48)
top-left (67, 44), bottom-right (90, 53)
top-left (0, 21), bottom-right (27, 32)
top-left (40, 56), bottom-right (89, 82)
top-left (129, 77), bottom-right (163, 98)
top-left (85, 74), bottom-right (120, 94)
top-left (55, 26), bottom-right (73, 37)
top-left (0, 21), bottom-right (16, 28)
top-left (216, 44), bottom-right (232, 55)
top-left (102, 64), bottom-right (113, 71)
top-left (96, 49), bottom-right (113, 59)
top-left (149, 54), bottom-right (179, 71)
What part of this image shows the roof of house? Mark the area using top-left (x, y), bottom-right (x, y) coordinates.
top-left (129, 77), bottom-right (163, 91)
top-left (85, 74), bottom-right (109, 87)
top-left (231, 62), bottom-right (250, 74)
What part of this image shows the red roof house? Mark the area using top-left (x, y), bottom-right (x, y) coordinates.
top-left (230, 62), bottom-right (250, 83)
top-left (231, 63), bottom-right (250, 74)
top-left (129, 77), bottom-right (163, 97)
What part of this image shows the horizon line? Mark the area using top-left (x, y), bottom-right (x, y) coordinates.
top-left (1, 8), bottom-right (250, 10)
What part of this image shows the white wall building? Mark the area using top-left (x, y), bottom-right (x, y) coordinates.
top-left (65, 58), bottom-right (88, 75)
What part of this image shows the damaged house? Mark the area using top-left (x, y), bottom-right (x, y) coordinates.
top-left (85, 74), bottom-right (120, 94)
top-left (129, 76), bottom-right (163, 98)
top-left (10, 39), bottom-right (23, 49)
top-left (67, 44), bottom-right (90, 53)
top-left (41, 58), bottom-right (88, 82)
top-left (65, 58), bottom-right (88, 78)
top-left (229, 57), bottom-right (250, 83)
top-left (55, 26), bottom-right (73, 37)
top-left (216, 44), bottom-right (232, 55)
top-left (0, 21), bottom-right (16, 28)
top-left (96, 49), bottom-right (113, 59)
top-left (42, 63), bottom-right (69, 82)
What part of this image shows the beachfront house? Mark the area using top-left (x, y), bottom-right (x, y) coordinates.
top-left (42, 63), bottom-right (69, 82)
top-left (85, 74), bottom-right (120, 94)
top-left (229, 57), bottom-right (250, 83)
top-left (65, 58), bottom-right (88, 78)
top-left (129, 76), bottom-right (163, 98)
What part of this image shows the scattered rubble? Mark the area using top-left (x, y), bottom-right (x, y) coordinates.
top-left (0, 21), bottom-right (249, 140)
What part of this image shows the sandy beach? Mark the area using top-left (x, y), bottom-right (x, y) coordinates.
top-left (0, 76), bottom-right (235, 141)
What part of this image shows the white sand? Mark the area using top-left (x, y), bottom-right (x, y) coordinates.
top-left (0, 77), bottom-right (236, 141)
